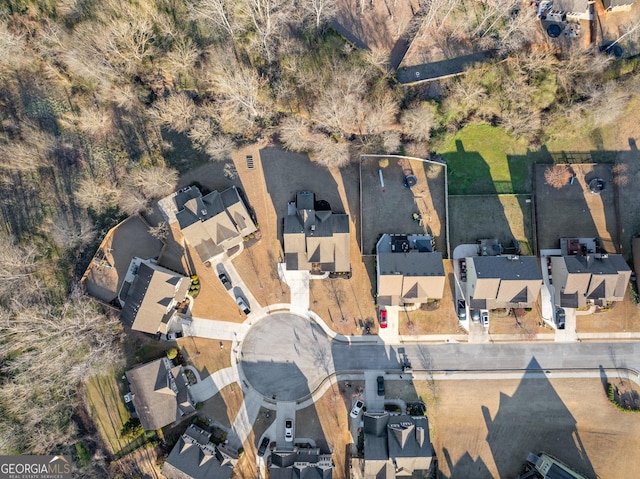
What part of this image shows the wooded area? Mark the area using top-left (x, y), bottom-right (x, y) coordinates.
top-left (1, 0), bottom-right (639, 475)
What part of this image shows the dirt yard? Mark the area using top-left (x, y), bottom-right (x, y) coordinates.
top-left (199, 382), bottom-right (245, 429)
top-left (535, 163), bottom-right (617, 252)
top-left (576, 288), bottom-right (640, 333)
top-left (448, 195), bottom-right (533, 254)
top-left (361, 157), bottom-right (447, 257)
top-left (178, 337), bottom-right (232, 377)
top-left (83, 215), bottom-right (164, 303)
top-left (399, 261), bottom-right (466, 335)
top-left (488, 300), bottom-right (546, 336)
top-left (413, 377), bottom-right (640, 479)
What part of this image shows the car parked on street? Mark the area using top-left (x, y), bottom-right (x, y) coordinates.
top-left (377, 376), bottom-right (385, 396)
top-left (236, 296), bottom-right (251, 314)
top-left (379, 309), bottom-right (387, 328)
top-left (258, 436), bottom-right (270, 456)
top-left (285, 419), bottom-right (294, 442)
top-left (350, 399), bottom-right (364, 418)
top-left (481, 309), bottom-right (489, 328)
top-left (218, 272), bottom-right (232, 290)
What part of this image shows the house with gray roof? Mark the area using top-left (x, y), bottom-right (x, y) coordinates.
top-left (119, 258), bottom-right (190, 335)
top-left (466, 255), bottom-right (542, 310)
top-left (376, 234), bottom-right (445, 307)
top-left (283, 191), bottom-right (350, 274)
top-left (125, 358), bottom-right (195, 431)
top-left (269, 447), bottom-right (334, 479)
top-left (158, 185), bottom-right (257, 263)
top-left (363, 412), bottom-right (433, 478)
top-left (162, 424), bottom-right (237, 479)
top-left (550, 250), bottom-right (631, 309)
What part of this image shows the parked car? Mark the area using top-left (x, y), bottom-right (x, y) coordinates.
top-left (258, 436), bottom-right (270, 456)
top-left (556, 308), bottom-right (566, 330)
top-left (236, 296), bottom-right (251, 314)
top-left (284, 419), bottom-right (294, 442)
top-left (377, 376), bottom-right (385, 396)
top-left (167, 331), bottom-right (183, 341)
top-left (471, 309), bottom-right (480, 323)
top-left (350, 399), bottom-right (364, 418)
top-left (379, 309), bottom-right (387, 329)
top-left (481, 309), bottom-right (489, 328)
top-left (218, 272), bottom-right (232, 290)
top-left (457, 299), bottom-right (467, 320)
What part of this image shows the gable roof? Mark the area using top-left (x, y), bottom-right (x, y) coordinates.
top-left (269, 448), bottom-right (333, 479)
top-left (467, 256), bottom-right (542, 308)
top-left (378, 252), bottom-right (445, 306)
top-left (172, 186), bottom-right (256, 263)
top-left (120, 262), bottom-right (189, 334)
top-left (125, 358), bottom-right (195, 431)
top-left (283, 191), bottom-right (350, 273)
top-left (162, 425), bottom-right (237, 479)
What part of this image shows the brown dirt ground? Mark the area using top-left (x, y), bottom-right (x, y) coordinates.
top-left (399, 261), bottom-right (467, 335)
top-left (577, 287), bottom-right (640, 333)
top-left (199, 382), bottom-right (245, 429)
top-left (297, 381), bottom-right (359, 479)
top-left (488, 299), bottom-right (547, 336)
top-left (414, 378), bottom-right (640, 479)
top-left (178, 337), bottom-right (232, 378)
top-left (110, 444), bottom-right (165, 479)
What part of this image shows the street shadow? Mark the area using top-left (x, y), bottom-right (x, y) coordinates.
top-left (482, 357), bottom-right (596, 479)
top-left (259, 147), bottom-right (344, 243)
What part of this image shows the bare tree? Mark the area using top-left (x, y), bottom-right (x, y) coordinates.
top-left (544, 164), bottom-right (572, 189)
top-left (310, 135), bottom-right (350, 168)
top-left (279, 116), bottom-right (315, 152)
top-left (128, 165), bottom-right (179, 199)
top-left (149, 221), bottom-right (170, 241)
top-left (205, 135), bottom-right (236, 161)
top-left (163, 37), bottom-right (200, 80)
top-left (188, 0), bottom-right (239, 39)
top-left (117, 188), bottom-right (149, 215)
top-left (45, 214), bottom-right (96, 249)
top-left (238, 0), bottom-right (291, 62)
top-left (75, 177), bottom-right (120, 214)
top-left (400, 103), bottom-right (436, 142)
top-left (150, 93), bottom-right (197, 133)
top-left (302, 0), bottom-right (338, 30)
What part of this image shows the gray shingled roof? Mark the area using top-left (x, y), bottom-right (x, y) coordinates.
top-left (472, 255), bottom-right (541, 280)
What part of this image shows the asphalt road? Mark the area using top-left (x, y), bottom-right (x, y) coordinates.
top-left (240, 313), bottom-right (640, 401)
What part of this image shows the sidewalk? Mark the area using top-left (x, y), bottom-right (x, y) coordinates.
top-left (189, 366), bottom-right (240, 403)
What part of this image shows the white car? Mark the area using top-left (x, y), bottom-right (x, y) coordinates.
top-left (481, 309), bottom-right (489, 328)
top-left (350, 399), bottom-right (364, 418)
top-left (284, 419), bottom-right (294, 442)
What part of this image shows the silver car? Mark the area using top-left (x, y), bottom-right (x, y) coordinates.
top-left (284, 419), bottom-right (294, 442)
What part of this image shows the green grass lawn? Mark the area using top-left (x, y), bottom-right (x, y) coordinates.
top-left (436, 124), bottom-right (530, 195)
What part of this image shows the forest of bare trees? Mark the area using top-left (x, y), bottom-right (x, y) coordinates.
top-left (0, 0), bottom-right (639, 475)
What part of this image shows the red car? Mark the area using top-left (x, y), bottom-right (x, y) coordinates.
top-left (379, 309), bottom-right (388, 328)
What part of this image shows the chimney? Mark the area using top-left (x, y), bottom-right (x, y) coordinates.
top-left (416, 427), bottom-right (425, 447)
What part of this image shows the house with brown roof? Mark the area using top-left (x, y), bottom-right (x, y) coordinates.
top-left (466, 255), bottom-right (542, 310)
top-left (125, 358), bottom-right (195, 431)
top-left (159, 185), bottom-right (257, 263)
top-left (118, 258), bottom-right (190, 336)
top-left (162, 424), bottom-right (238, 479)
top-left (283, 191), bottom-right (350, 274)
top-left (376, 234), bottom-right (445, 307)
top-left (362, 412), bottom-right (434, 478)
top-left (550, 250), bottom-right (631, 309)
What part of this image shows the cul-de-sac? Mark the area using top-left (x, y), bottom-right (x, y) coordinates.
top-left (2, 1), bottom-right (640, 479)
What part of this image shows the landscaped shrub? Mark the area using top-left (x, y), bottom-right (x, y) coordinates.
top-left (120, 418), bottom-right (144, 440)
top-left (607, 383), bottom-right (640, 413)
top-left (166, 348), bottom-right (178, 360)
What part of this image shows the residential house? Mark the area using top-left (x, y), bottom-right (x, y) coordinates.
top-left (550, 250), bottom-right (631, 308)
top-left (125, 358), bottom-right (195, 431)
top-left (162, 424), bottom-right (237, 479)
top-left (159, 185), bottom-right (257, 263)
top-left (119, 258), bottom-right (190, 335)
top-left (269, 448), bottom-right (334, 479)
top-left (363, 412), bottom-right (434, 478)
top-left (466, 255), bottom-right (542, 310)
top-left (376, 234), bottom-right (445, 307)
top-left (283, 191), bottom-right (350, 273)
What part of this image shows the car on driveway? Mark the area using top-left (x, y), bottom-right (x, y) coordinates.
top-left (471, 309), bottom-right (480, 323)
top-left (481, 309), bottom-right (489, 328)
top-left (236, 296), bottom-right (251, 314)
top-left (377, 376), bottom-right (385, 396)
top-left (457, 299), bottom-right (467, 320)
top-left (218, 272), bottom-right (232, 290)
top-left (284, 419), bottom-right (294, 442)
top-left (350, 399), bottom-right (364, 418)
top-left (556, 308), bottom-right (566, 329)
top-left (258, 436), bottom-right (270, 456)
top-left (379, 309), bottom-right (387, 328)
